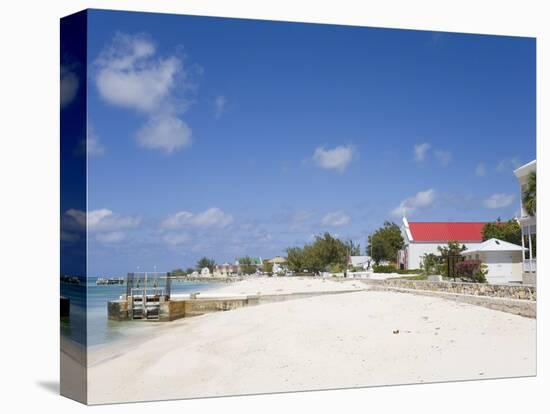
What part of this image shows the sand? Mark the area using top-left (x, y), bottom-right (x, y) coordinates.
top-left (87, 277), bottom-right (536, 404)
top-left (196, 276), bottom-right (367, 296)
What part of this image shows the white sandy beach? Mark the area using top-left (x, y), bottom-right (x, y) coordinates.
top-left (196, 276), bottom-right (367, 295)
top-left (88, 277), bottom-right (536, 404)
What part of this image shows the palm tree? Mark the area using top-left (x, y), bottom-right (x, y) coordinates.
top-left (522, 172), bottom-right (536, 216)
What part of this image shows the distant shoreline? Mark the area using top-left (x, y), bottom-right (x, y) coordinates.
top-left (171, 276), bottom-right (242, 283)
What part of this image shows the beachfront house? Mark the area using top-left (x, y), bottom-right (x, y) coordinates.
top-left (214, 263), bottom-right (238, 277)
top-left (514, 160), bottom-right (537, 285)
top-left (265, 256), bottom-right (288, 274)
top-left (461, 238), bottom-right (525, 284)
top-left (398, 217), bottom-right (486, 270)
top-left (200, 267), bottom-right (211, 277)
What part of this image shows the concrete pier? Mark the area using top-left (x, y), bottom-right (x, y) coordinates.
top-left (108, 289), bottom-right (364, 322)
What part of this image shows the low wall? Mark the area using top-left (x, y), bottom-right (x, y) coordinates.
top-left (108, 300), bottom-right (129, 321)
top-left (109, 289), bottom-right (366, 321)
top-left (177, 296), bottom-right (257, 319)
top-left (362, 279), bottom-right (536, 300)
top-left (523, 273), bottom-right (536, 285)
top-left (363, 279), bottom-right (536, 318)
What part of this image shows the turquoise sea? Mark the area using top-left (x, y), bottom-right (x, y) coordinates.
top-left (61, 277), bottom-right (217, 347)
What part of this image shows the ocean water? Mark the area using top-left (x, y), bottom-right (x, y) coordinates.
top-left (61, 277), bottom-right (217, 347)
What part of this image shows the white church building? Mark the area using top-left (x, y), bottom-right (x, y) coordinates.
top-left (397, 217), bottom-right (487, 270)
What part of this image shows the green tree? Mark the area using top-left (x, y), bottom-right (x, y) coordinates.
top-left (237, 256), bottom-right (257, 275)
top-left (523, 171), bottom-right (536, 216)
top-left (437, 241), bottom-right (466, 278)
top-left (344, 239), bottom-right (361, 256)
top-left (420, 253), bottom-right (441, 276)
top-left (185, 267), bottom-right (195, 275)
top-left (309, 233), bottom-right (348, 273)
top-left (366, 221), bottom-right (404, 265)
top-left (170, 268), bottom-right (185, 276)
top-left (286, 247), bottom-right (307, 273)
top-left (482, 219), bottom-right (521, 245)
top-left (437, 241), bottom-right (467, 257)
top-left (286, 233), bottom-right (348, 274)
top-left (196, 257), bottom-right (215, 273)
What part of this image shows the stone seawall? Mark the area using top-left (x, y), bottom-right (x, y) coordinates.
top-left (362, 279), bottom-right (536, 318)
top-left (362, 279), bottom-right (536, 300)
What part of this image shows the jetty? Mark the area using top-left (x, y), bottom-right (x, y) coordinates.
top-left (96, 277), bottom-right (124, 285)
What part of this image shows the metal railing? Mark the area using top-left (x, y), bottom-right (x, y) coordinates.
top-left (126, 272), bottom-right (171, 320)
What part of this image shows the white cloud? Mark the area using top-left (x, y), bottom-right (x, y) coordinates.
top-left (312, 145), bottom-right (355, 172)
top-left (434, 150), bottom-right (452, 166)
top-left (94, 33), bottom-right (194, 154)
top-left (161, 208), bottom-right (233, 230)
top-left (86, 209), bottom-right (141, 232)
top-left (391, 188), bottom-right (436, 217)
top-left (86, 125), bottom-right (105, 156)
top-left (214, 95), bottom-right (227, 118)
top-left (483, 193), bottom-right (515, 209)
top-left (135, 115), bottom-right (192, 153)
top-left (62, 209), bottom-right (140, 244)
top-left (162, 233), bottom-right (191, 246)
top-left (414, 142), bottom-right (431, 162)
top-left (60, 65), bottom-right (79, 108)
top-left (87, 136), bottom-right (105, 156)
top-left (475, 162), bottom-right (487, 177)
top-left (496, 157), bottom-right (522, 173)
top-left (96, 231), bottom-right (126, 243)
top-left (95, 34), bottom-right (179, 112)
top-left (321, 211), bottom-right (351, 227)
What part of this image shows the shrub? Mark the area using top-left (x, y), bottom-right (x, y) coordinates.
top-left (455, 260), bottom-right (488, 283)
top-left (329, 263), bottom-right (345, 273)
top-left (373, 264), bottom-right (397, 273)
top-left (420, 253), bottom-right (441, 276)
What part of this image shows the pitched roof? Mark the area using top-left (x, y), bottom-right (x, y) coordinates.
top-left (408, 221), bottom-right (487, 242)
top-left (462, 238), bottom-right (526, 254)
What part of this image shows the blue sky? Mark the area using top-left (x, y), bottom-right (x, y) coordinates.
top-left (66, 10), bottom-right (535, 275)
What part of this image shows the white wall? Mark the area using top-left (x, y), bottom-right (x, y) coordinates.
top-left (406, 242), bottom-right (482, 269)
top-left (481, 251), bottom-right (523, 284)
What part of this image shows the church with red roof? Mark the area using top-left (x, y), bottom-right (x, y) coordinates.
top-left (398, 217), bottom-right (487, 270)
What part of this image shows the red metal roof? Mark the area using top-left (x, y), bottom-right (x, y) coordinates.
top-left (408, 222), bottom-right (487, 242)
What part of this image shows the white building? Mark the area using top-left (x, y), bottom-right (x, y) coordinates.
top-left (398, 217), bottom-right (486, 270)
top-left (200, 267), bottom-right (211, 276)
top-left (348, 255), bottom-right (371, 270)
top-left (266, 256), bottom-right (288, 275)
top-left (461, 238), bottom-right (525, 284)
top-left (514, 160), bottom-right (537, 285)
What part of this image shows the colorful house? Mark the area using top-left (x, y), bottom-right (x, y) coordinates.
top-left (398, 217), bottom-right (487, 270)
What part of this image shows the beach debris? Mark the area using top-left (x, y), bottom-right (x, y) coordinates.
top-left (393, 329), bottom-right (400, 334)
